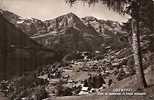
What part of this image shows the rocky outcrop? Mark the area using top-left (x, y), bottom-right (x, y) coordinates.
top-left (44, 12), bottom-right (87, 33)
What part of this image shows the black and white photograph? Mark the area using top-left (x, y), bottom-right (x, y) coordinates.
top-left (0, 0), bottom-right (154, 100)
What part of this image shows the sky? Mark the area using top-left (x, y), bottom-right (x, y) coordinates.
top-left (0, 0), bottom-right (130, 22)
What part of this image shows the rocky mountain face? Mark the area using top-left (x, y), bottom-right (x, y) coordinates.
top-left (44, 13), bottom-right (88, 33)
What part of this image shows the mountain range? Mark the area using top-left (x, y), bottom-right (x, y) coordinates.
top-left (1, 10), bottom-right (128, 56)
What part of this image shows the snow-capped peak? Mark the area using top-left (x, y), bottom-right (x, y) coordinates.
top-left (17, 20), bottom-right (24, 24)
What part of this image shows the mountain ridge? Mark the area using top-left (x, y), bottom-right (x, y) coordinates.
top-left (1, 9), bottom-right (126, 36)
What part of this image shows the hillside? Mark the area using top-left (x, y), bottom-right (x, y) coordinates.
top-left (0, 11), bottom-right (56, 80)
